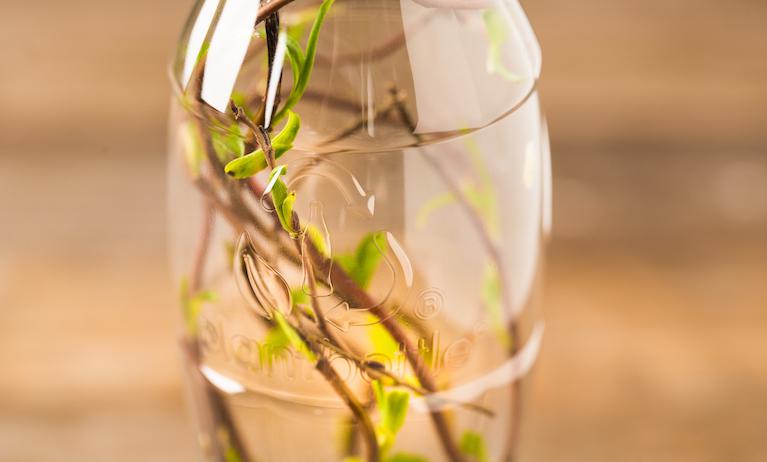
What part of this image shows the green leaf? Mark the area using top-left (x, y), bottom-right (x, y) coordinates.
top-left (483, 9), bottom-right (524, 82)
top-left (416, 140), bottom-right (499, 237)
top-left (305, 224), bottom-right (330, 258)
top-left (482, 264), bottom-right (511, 350)
top-left (223, 111), bottom-right (301, 179)
top-left (281, 191), bottom-right (297, 233)
top-left (180, 122), bottom-right (204, 178)
top-left (196, 41), bottom-right (210, 66)
top-left (465, 138), bottom-right (493, 191)
top-left (383, 390), bottom-right (409, 435)
top-left (464, 138), bottom-right (500, 237)
top-left (465, 185), bottom-right (499, 237)
top-left (290, 286), bottom-right (309, 307)
top-left (179, 278), bottom-right (217, 337)
top-left (260, 325), bottom-right (291, 368)
top-left (262, 165), bottom-right (297, 236)
top-left (415, 191), bottom-right (457, 229)
top-left (223, 443), bottom-right (244, 462)
top-left (385, 454), bottom-right (430, 462)
top-left (460, 431), bottom-right (489, 462)
top-left (372, 380), bottom-right (410, 452)
top-left (368, 314), bottom-right (399, 360)
top-left (263, 164), bottom-right (288, 195)
top-left (336, 232), bottom-right (388, 289)
top-left (273, 0), bottom-right (335, 123)
top-left (272, 110), bottom-right (301, 146)
top-left (273, 311), bottom-right (317, 362)
top-left (285, 34), bottom-right (306, 82)
top-left (290, 286), bottom-right (315, 321)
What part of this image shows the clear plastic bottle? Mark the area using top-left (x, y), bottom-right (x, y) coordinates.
top-left (167, 1), bottom-right (550, 461)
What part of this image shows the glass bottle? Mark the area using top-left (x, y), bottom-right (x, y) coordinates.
top-left (167, 0), bottom-right (550, 461)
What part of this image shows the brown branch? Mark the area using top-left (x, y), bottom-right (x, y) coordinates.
top-left (313, 11), bottom-right (437, 67)
top-left (238, 244), bottom-right (381, 462)
top-left (386, 84), bottom-right (524, 460)
top-left (313, 336), bottom-right (495, 418)
top-left (302, 243), bottom-right (464, 462)
top-left (301, 245), bottom-right (344, 347)
top-left (181, 195), bottom-right (250, 461)
top-left (232, 139), bottom-right (465, 460)
top-left (258, 0), bottom-right (298, 22)
top-left (181, 340), bottom-right (252, 462)
top-left (254, 12), bottom-right (283, 127)
top-left (303, 243), bottom-right (494, 460)
top-left (181, 9), bottom-right (382, 461)
top-left (305, 219), bottom-right (503, 449)
top-left (190, 201), bottom-right (215, 293)
top-left (317, 94), bottom-right (402, 146)
top-left (181, 2), bottom-right (469, 458)
top-left (316, 357), bottom-right (380, 462)
top-left (230, 101), bottom-right (260, 137)
top-left (237, 145), bottom-right (465, 460)
top-left (198, 142), bottom-right (465, 461)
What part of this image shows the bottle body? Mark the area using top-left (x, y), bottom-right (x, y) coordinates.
top-left (168, 1), bottom-right (549, 461)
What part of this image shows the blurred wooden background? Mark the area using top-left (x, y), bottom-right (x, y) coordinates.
top-left (1, 0), bottom-right (766, 461)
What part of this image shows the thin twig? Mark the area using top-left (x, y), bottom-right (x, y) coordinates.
top-left (304, 243), bottom-right (465, 462)
top-left (238, 244), bottom-right (381, 462)
top-left (230, 100), bottom-right (260, 136)
top-left (182, 340), bottom-right (252, 462)
top-left (254, 12), bottom-right (283, 127)
top-left (301, 245), bottom-right (344, 347)
top-left (183, 13), bottom-right (382, 462)
top-left (313, 11), bottom-right (437, 67)
top-left (239, 138), bottom-right (465, 460)
top-left (190, 201), bottom-right (215, 293)
top-left (316, 356), bottom-right (380, 462)
top-left (313, 336), bottom-right (495, 418)
top-left (182, 1), bottom-right (472, 459)
top-left (258, 0), bottom-right (298, 22)
top-left (386, 84), bottom-right (524, 460)
top-left (318, 95), bottom-right (401, 146)
top-left (183, 198), bottom-right (250, 462)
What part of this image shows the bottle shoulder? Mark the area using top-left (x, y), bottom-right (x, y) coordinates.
top-left (171, 0), bottom-right (541, 153)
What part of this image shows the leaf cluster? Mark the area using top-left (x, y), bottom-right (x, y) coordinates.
top-left (336, 232), bottom-right (388, 289)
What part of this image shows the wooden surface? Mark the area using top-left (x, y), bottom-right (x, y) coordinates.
top-left (1, 1), bottom-right (766, 461)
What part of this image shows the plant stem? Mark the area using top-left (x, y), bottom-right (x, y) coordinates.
top-left (304, 243), bottom-right (465, 462)
top-left (386, 84), bottom-right (525, 460)
top-left (237, 121), bottom-right (466, 459)
top-left (234, 120), bottom-right (465, 459)
top-left (317, 94), bottom-right (402, 146)
top-left (313, 10), bottom-right (437, 67)
top-left (419, 149), bottom-right (524, 459)
top-left (182, 339), bottom-right (252, 462)
top-left (190, 201), bottom-right (215, 294)
top-left (316, 356), bottom-right (381, 462)
top-left (196, 144), bottom-right (466, 461)
top-left (183, 11), bottom-right (383, 460)
top-left (185, 184), bottom-right (251, 462)
top-left (301, 244), bottom-right (344, 347)
top-left (258, 0), bottom-right (299, 21)
top-left (254, 12), bottom-right (283, 127)
top-left (238, 243), bottom-right (381, 462)
top-left (180, 2), bottom-right (480, 459)
top-left (313, 335), bottom-right (495, 418)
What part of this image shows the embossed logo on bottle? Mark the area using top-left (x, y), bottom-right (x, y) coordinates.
top-left (201, 156), bottom-right (497, 398)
